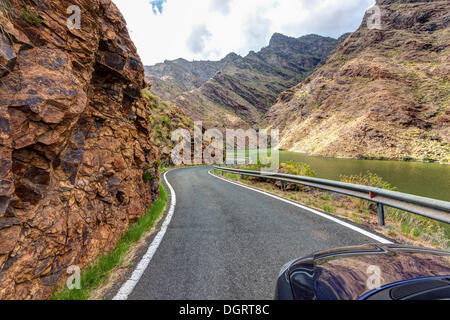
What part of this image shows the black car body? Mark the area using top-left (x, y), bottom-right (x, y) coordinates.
top-left (276, 244), bottom-right (450, 300)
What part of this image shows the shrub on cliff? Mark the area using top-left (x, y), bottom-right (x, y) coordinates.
top-left (21, 7), bottom-right (43, 26)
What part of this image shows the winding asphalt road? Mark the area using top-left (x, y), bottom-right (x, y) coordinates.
top-left (127, 166), bottom-right (388, 300)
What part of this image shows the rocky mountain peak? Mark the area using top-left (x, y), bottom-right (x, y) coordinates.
top-left (222, 52), bottom-right (241, 63)
top-left (146, 32), bottom-right (341, 129)
top-left (268, 32), bottom-right (298, 48)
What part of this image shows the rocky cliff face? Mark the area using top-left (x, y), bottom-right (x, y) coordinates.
top-left (264, 0), bottom-right (449, 161)
top-left (146, 34), bottom-right (339, 129)
top-left (0, 0), bottom-right (160, 299)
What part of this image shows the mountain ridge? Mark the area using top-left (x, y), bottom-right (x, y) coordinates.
top-left (263, 0), bottom-right (449, 161)
top-left (145, 33), bottom-right (341, 128)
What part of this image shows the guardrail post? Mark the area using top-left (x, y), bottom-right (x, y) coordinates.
top-left (377, 203), bottom-right (385, 226)
top-left (280, 180), bottom-right (285, 191)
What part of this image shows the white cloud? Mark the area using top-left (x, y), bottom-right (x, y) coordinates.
top-left (112, 0), bottom-right (375, 66)
top-left (187, 25), bottom-right (212, 54)
top-left (209, 0), bottom-right (232, 15)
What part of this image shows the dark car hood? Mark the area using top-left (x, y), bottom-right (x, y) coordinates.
top-left (288, 244), bottom-right (450, 300)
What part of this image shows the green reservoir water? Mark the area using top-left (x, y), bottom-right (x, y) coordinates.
top-left (234, 150), bottom-right (450, 201)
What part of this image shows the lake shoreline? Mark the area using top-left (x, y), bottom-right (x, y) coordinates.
top-left (243, 149), bottom-right (450, 165)
top-left (235, 149), bottom-right (450, 165)
top-left (232, 149), bottom-right (450, 201)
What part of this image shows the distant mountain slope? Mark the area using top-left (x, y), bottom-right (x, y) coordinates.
top-left (146, 33), bottom-right (339, 128)
top-left (264, 0), bottom-right (449, 161)
top-left (145, 56), bottom-right (231, 101)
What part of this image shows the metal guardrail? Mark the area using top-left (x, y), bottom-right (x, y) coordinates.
top-left (213, 166), bottom-right (450, 226)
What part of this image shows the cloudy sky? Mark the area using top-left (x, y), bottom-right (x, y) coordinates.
top-left (113, 0), bottom-right (375, 66)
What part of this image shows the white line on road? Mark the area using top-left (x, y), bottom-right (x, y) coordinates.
top-left (208, 170), bottom-right (393, 245)
top-left (113, 170), bottom-right (178, 300)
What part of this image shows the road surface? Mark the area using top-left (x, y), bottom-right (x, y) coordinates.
top-left (128, 166), bottom-right (386, 300)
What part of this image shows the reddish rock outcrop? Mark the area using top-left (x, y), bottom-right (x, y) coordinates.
top-left (0, 0), bottom-right (160, 299)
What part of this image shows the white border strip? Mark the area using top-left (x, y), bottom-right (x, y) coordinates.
top-left (113, 170), bottom-right (177, 300)
top-left (208, 170), bottom-right (393, 245)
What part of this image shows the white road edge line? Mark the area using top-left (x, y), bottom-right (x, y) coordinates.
top-left (208, 170), bottom-right (393, 245)
top-left (113, 170), bottom-right (177, 300)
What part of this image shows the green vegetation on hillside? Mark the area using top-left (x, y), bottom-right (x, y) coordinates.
top-left (143, 89), bottom-right (193, 164)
